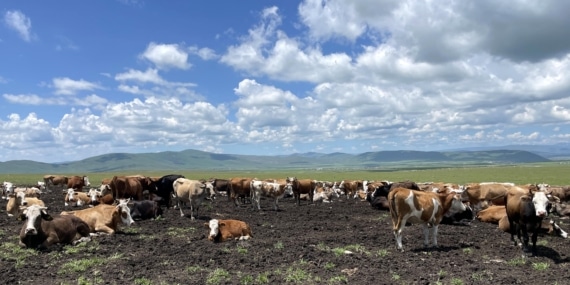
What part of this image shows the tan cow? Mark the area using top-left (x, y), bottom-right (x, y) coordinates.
top-left (476, 205), bottom-right (506, 224)
top-left (173, 178), bottom-right (215, 220)
top-left (6, 193), bottom-right (45, 217)
top-left (60, 199), bottom-right (134, 235)
top-left (14, 187), bottom-right (42, 198)
top-left (388, 187), bottom-right (466, 251)
top-left (204, 219), bottom-right (252, 242)
top-left (461, 182), bottom-right (513, 212)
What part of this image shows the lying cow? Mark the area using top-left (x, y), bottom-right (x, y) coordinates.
top-left (64, 188), bottom-right (90, 207)
top-left (6, 193), bottom-right (45, 217)
top-left (14, 187), bottom-right (42, 198)
top-left (2, 181), bottom-right (14, 199)
top-left (388, 187), bottom-right (466, 251)
top-left (19, 205), bottom-right (91, 250)
top-left (204, 219), bottom-right (252, 242)
top-left (61, 199), bottom-right (134, 235)
top-left (130, 200), bottom-right (163, 220)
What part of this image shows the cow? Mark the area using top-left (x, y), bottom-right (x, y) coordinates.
top-left (545, 186), bottom-right (570, 203)
top-left (60, 199), bottom-right (134, 235)
top-left (43, 175), bottom-right (68, 191)
top-left (388, 187), bottom-right (467, 251)
top-left (338, 180), bottom-right (359, 199)
top-left (476, 205), bottom-right (507, 224)
top-left (129, 200), bottom-right (163, 220)
top-left (498, 215), bottom-right (568, 238)
top-left (110, 175), bottom-right (155, 201)
top-left (505, 185), bottom-right (560, 255)
top-left (19, 205), bottom-right (91, 250)
top-left (210, 178), bottom-right (231, 199)
top-left (6, 193), bottom-right (45, 217)
top-left (313, 184), bottom-right (340, 203)
top-left (461, 182), bottom-right (512, 213)
top-left (287, 177), bottom-right (314, 206)
top-left (152, 174), bottom-right (185, 208)
top-left (2, 181), bottom-right (14, 199)
top-left (229, 177), bottom-right (252, 206)
top-left (250, 180), bottom-right (292, 211)
top-left (64, 188), bottom-right (90, 207)
top-left (14, 187), bottom-right (42, 198)
top-left (67, 175), bottom-right (91, 191)
top-left (204, 219), bottom-right (252, 242)
top-left (173, 178), bottom-right (215, 220)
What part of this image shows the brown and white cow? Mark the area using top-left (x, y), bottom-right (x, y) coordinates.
top-left (14, 187), bottom-right (42, 198)
top-left (60, 199), bottom-right (134, 235)
top-left (204, 219), bottom-right (252, 242)
top-left (173, 178), bottom-right (215, 220)
top-left (19, 205), bottom-right (91, 250)
top-left (505, 185), bottom-right (560, 255)
top-left (6, 193), bottom-right (45, 217)
top-left (64, 188), bottom-right (90, 207)
top-left (67, 175), bottom-right (91, 191)
top-left (388, 187), bottom-right (466, 251)
top-left (287, 177), bottom-right (315, 206)
top-left (250, 180), bottom-right (292, 211)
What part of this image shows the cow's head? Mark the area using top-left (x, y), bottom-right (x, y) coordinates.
top-left (22, 205), bottom-right (52, 236)
top-left (205, 219), bottom-right (223, 241)
top-left (16, 191), bottom-right (27, 205)
top-left (87, 188), bottom-right (102, 205)
top-left (116, 199), bottom-right (135, 226)
top-left (527, 187), bottom-right (556, 218)
top-left (83, 176), bottom-right (91, 187)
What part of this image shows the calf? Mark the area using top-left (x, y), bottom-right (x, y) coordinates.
top-left (6, 194), bottom-right (45, 217)
top-left (388, 187), bottom-right (466, 251)
top-left (61, 199), bottom-right (134, 234)
top-left (19, 205), bottom-right (91, 250)
top-left (204, 219), bottom-right (252, 242)
top-left (130, 200), bottom-right (163, 220)
top-left (505, 185), bottom-right (559, 255)
top-left (64, 188), bottom-right (90, 207)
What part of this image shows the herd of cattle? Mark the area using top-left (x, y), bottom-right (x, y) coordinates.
top-left (2, 174), bottom-right (570, 256)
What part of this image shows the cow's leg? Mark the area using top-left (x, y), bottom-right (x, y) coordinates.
top-left (423, 223), bottom-right (430, 248)
top-left (531, 227), bottom-right (539, 255)
top-left (274, 198), bottom-right (279, 211)
top-left (508, 218), bottom-right (518, 246)
top-left (521, 225), bottom-right (530, 252)
top-left (393, 217), bottom-right (405, 251)
top-left (432, 225), bottom-right (439, 248)
top-left (178, 200), bottom-right (185, 217)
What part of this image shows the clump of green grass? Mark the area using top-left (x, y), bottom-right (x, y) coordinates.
top-left (240, 274), bottom-right (254, 285)
top-left (134, 277), bottom-right (152, 285)
top-left (77, 275), bottom-right (104, 285)
top-left (462, 247), bottom-right (473, 254)
top-left (451, 277), bottom-right (464, 285)
top-left (532, 262), bottom-right (550, 271)
top-left (376, 249), bottom-right (389, 257)
top-left (236, 245), bottom-right (248, 254)
top-left (255, 272), bottom-right (270, 284)
top-left (58, 257), bottom-right (106, 274)
top-left (328, 275), bottom-right (348, 284)
top-left (187, 265), bottom-right (205, 274)
top-left (284, 268), bottom-right (311, 283)
top-left (274, 241), bottom-right (284, 250)
top-left (507, 257), bottom-right (526, 266)
top-left (166, 227), bottom-right (196, 237)
top-left (0, 242), bottom-right (38, 268)
top-left (206, 268), bottom-right (231, 285)
top-left (324, 262), bottom-right (336, 270)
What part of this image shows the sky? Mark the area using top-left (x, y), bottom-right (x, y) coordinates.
top-left (2, 0), bottom-right (570, 163)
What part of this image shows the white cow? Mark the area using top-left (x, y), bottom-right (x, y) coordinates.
top-left (250, 180), bottom-right (292, 211)
top-left (173, 178), bottom-right (215, 220)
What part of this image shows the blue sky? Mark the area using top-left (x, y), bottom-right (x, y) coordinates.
top-left (2, 0), bottom-right (570, 163)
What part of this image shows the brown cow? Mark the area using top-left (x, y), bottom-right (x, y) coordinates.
top-left (19, 205), bottom-right (91, 250)
top-left (388, 187), bottom-right (466, 251)
top-left (67, 176), bottom-right (91, 191)
top-left (43, 175), bottom-right (68, 191)
top-left (204, 219), bottom-right (252, 242)
top-left (229, 177), bottom-right (252, 206)
top-left (110, 175), bottom-right (155, 200)
top-left (461, 182), bottom-right (513, 212)
top-left (61, 199), bottom-right (134, 234)
top-left (287, 177), bottom-right (314, 206)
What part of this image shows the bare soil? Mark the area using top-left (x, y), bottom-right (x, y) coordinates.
top-left (1, 189), bottom-right (570, 285)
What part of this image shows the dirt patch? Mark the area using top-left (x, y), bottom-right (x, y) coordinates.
top-left (1, 189), bottom-right (570, 284)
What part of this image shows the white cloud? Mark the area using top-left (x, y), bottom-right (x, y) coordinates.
top-left (139, 42), bottom-right (190, 70)
top-left (53, 77), bottom-right (103, 95)
top-left (4, 10), bottom-right (34, 42)
top-left (189, 46), bottom-right (218, 60)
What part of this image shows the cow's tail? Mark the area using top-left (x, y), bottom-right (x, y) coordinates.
top-left (388, 192), bottom-right (398, 227)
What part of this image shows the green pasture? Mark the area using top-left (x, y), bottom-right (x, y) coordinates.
top-left (2, 162), bottom-right (570, 186)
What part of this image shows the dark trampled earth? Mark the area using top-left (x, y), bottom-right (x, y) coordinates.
top-left (1, 188), bottom-right (570, 285)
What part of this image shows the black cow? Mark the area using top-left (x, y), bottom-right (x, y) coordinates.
top-left (130, 200), bottom-right (163, 220)
top-left (210, 178), bottom-right (231, 200)
top-left (153, 174), bottom-right (185, 208)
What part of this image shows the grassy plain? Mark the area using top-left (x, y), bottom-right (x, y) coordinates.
top-left (2, 162), bottom-right (570, 186)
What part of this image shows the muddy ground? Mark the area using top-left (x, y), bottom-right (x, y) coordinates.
top-left (1, 187), bottom-right (570, 285)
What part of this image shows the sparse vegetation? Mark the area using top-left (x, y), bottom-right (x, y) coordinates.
top-left (508, 257), bottom-right (527, 266)
top-left (274, 241), bottom-right (284, 250)
top-left (206, 268), bottom-right (231, 285)
top-left (532, 262), bottom-right (550, 271)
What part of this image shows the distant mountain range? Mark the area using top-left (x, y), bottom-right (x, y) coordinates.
top-left (0, 144), bottom-right (564, 173)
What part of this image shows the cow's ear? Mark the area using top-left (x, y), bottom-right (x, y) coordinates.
top-left (520, 196), bottom-right (531, 202)
top-left (219, 222), bottom-right (226, 227)
top-left (203, 223), bottom-right (210, 228)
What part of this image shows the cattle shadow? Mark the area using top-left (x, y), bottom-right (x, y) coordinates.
top-left (536, 246), bottom-right (570, 263)
top-left (410, 245), bottom-right (461, 253)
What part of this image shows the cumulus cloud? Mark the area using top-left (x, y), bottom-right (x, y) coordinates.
top-left (53, 77), bottom-right (103, 95)
top-left (4, 10), bottom-right (34, 42)
top-left (139, 42), bottom-right (190, 70)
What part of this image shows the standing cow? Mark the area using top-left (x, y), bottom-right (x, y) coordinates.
top-left (287, 177), bottom-right (315, 206)
top-left (173, 178), bottom-right (215, 220)
top-left (152, 174), bottom-right (185, 208)
top-left (250, 180), bottom-right (292, 211)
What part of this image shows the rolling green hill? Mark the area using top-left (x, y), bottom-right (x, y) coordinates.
top-left (0, 149), bottom-right (550, 174)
